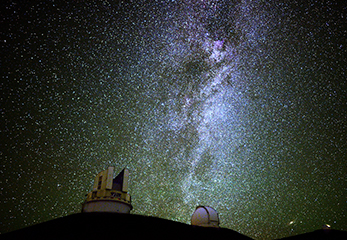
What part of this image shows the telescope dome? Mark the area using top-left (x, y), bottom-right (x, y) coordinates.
top-left (191, 206), bottom-right (219, 228)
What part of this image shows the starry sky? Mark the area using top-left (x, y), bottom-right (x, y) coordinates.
top-left (1, 0), bottom-right (347, 239)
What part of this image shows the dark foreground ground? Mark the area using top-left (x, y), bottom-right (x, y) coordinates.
top-left (1, 212), bottom-right (346, 240)
top-left (274, 228), bottom-right (347, 240)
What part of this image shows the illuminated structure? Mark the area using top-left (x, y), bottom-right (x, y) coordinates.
top-left (82, 167), bottom-right (133, 213)
top-left (191, 206), bottom-right (220, 228)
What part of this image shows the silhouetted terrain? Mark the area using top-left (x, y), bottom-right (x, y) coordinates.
top-left (1, 213), bottom-right (346, 240)
top-left (275, 229), bottom-right (347, 240)
top-left (1, 212), bottom-right (252, 240)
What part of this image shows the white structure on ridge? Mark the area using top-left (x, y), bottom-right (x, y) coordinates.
top-left (191, 206), bottom-right (220, 228)
top-left (82, 167), bottom-right (132, 213)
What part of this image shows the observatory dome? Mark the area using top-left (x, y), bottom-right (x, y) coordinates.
top-left (191, 206), bottom-right (220, 228)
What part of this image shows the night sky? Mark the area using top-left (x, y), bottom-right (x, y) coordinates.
top-left (1, 1), bottom-right (347, 239)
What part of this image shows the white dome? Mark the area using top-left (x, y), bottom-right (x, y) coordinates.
top-left (191, 206), bottom-right (220, 228)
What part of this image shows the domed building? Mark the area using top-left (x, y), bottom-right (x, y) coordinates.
top-left (191, 206), bottom-right (220, 228)
top-left (82, 167), bottom-right (133, 214)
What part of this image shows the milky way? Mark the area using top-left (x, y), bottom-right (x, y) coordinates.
top-left (2, 1), bottom-right (347, 239)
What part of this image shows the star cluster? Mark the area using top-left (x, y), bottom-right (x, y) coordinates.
top-left (1, 1), bottom-right (347, 239)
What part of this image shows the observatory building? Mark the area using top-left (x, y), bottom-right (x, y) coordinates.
top-left (191, 206), bottom-right (220, 228)
top-left (82, 167), bottom-right (133, 213)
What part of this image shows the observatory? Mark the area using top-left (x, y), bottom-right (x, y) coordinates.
top-left (82, 167), bottom-right (133, 213)
top-left (191, 206), bottom-right (220, 228)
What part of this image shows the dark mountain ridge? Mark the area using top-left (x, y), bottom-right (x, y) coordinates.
top-left (2, 212), bottom-right (346, 240)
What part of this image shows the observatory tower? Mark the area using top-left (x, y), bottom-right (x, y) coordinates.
top-left (82, 167), bottom-right (133, 213)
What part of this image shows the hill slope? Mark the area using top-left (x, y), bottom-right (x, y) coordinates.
top-left (2, 212), bottom-right (346, 240)
top-left (1, 212), bottom-right (252, 240)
